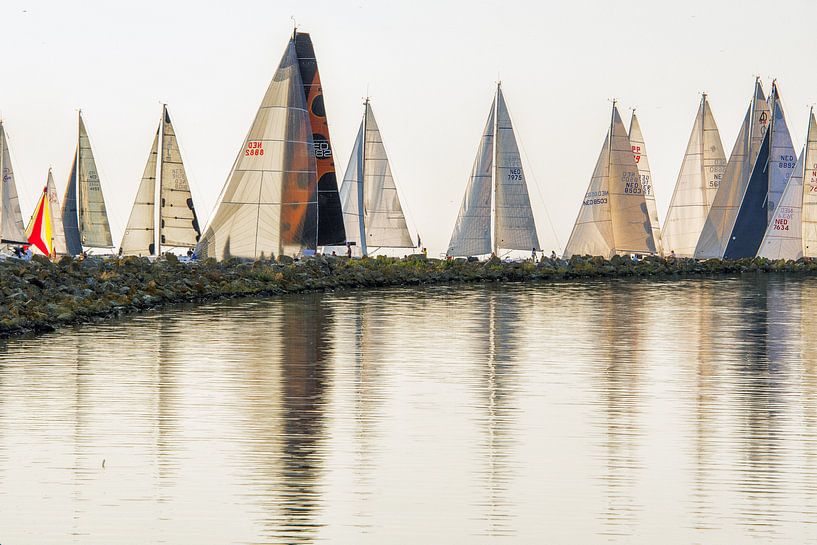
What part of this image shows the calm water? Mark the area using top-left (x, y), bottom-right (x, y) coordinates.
top-left (2, 276), bottom-right (817, 544)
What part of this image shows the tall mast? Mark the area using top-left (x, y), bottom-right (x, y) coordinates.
top-left (359, 99), bottom-right (368, 257)
top-left (76, 110), bottom-right (82, 250)
top-left (700, 93), bottom-right (707, 205)
top-left (608, 100), bottom-right (617, 256)
top-left (156, 105), bottom-right (165, 257)
top-left (492, 83), bottom-right (499, 256)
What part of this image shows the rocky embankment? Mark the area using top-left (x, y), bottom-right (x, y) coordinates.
top-left (1, 253), bottom-right (815, 338)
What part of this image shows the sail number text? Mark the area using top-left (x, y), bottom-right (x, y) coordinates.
top-left (507, 168), bottom-right (523, 181)
top-left (772, 207), bottom-right (794, 231)
top-left (245, 141), bottom-right (265, 156)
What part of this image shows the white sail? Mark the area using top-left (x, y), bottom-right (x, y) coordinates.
top-left (628, 112), bottom-right (662, 254)
top-left (339, 122), bottom-right (364, 251)
top-left (77, 114), bottom-right (114, 248)
top-left (661, 95), bottom-right (726, 257)
top-left (563, 131), bottom-right (614, 258)
top-left (695, 80), bottom-right (769, 258)
top-left (45, 170), bottom-right (68, 256)
top-left (448, 101), bottom-right (494, 257)
top-left (0, 124), bottom-right (29, 244)
top-left (160, 107), bottom-right (201, 248)
top-left (767, 82), bottom-right (797, 222)
top-left (608, 106), bottom-right (655, 254)
top-left (757, 151), bottom-right (804, 260)
top-left (801, 112), bottom-right (817, 257)
top-left (494, 86), bottom-right (539, 252)
top-left (120, 128), bottom-right (158, 256)
top-left (361, 101), bottom-right (413, 250)
top-left (197, 40), bottom-right (317, 260)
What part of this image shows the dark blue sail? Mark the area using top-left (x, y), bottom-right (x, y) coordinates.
top-left (723, 130), bottom-right (770, 259)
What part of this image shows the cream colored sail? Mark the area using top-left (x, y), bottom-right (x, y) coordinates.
top-left (197, 40), bottom-right (317, 260)
top-left (494, 86), bottom-right (539, 252)
top-left (563, 131), bottom-right (614, 258)
top-left (695, 80), bottom-right (768, 258)
top-left (767, 82), bottom-right (797, 223)
top-left (801, 112), bottom-right (817, 257)
top-left (757, 150), bottom-right (804, 260)
top-left (628, 112), bottom-right (662, 254)
top-left (76, 114), bottom-right (114, 248)
top-left (0, 123), bottom-right (28, 244)
top-left (45, 170), bottom-right (67, 256)
top-left (448, 101), bottom-right (494, 257)
top-left (661, 95), bottom-right (726, 257)
top-left (160, 107), bottom-right (200, 248)
top-left (121, 128), bottom-right (159, 256)
top-left (608, 105), bottom-right (655, 254)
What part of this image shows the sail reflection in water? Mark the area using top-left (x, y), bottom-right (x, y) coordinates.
top-left (4, 278), bottom-right (817, 543)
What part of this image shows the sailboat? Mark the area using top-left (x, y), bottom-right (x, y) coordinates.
top-left (661, 94), bottom-right (726, 257)
top-left (61, 111), bottom-right (114, 255)
top-left (25, 169), bottom-right (68, 257)
top-left (0, 122), bottom-right (30, 247)
top-left (197, 31), bottom-right (345, 260)
top-left (629, 111), bottom-right (663, 255)
top-left (120, 105), bottom-right (201, 256)
top-left (757, 109), bottom-right (817, 259)
top-left (447, 83), bottom-right (539, 258)
top-left (694, 79), bottom-right (769, 258)
top-left (339, 98), bottom-right (415, 256)
top-left (563, 102), bottom-right (656, 258)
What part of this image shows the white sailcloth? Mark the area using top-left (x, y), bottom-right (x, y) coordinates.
top-left (628, 112), bottom-right (662, 254)
top-left (494, 86), bottom-right (539, 252)
top-left (0, 124), bottom-right (28, 244)
top-left (197, 40), bottom-right (317, 260)
top-left (695, 80), bottom-right (768, 258)
top-left (608, 106), bottom-right (655, 254)
top-left (340, 122), bottom-right (364, 251)
top-left (661, 95), bottom-right (726, 257)
top-left (757, 151), bottom-right (804, 260)
top-left (361, 102), bottom-right (413, 249)
top-left (563, 131), bottom-right (614, 257)
top-left (767, 83), bottom-right (797, 222)
top-left (448, 102), bottom-right (494, 257)
top-left (121, 128), bottom-right (158, 256)
top-left (77, 114), bottom-right (114, 248)
top-left (45, 170), bottom-right (68, 256)
top-left (160, 108), bottom-right (201, 248)
top-left (801, 112), bottom-right (817, 257)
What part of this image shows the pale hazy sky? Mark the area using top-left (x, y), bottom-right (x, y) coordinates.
top-left (2, 0), bottom-right (817, 255)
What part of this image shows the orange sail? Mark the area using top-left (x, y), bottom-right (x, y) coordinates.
top-left (25, 185), bottom-right (53, 256)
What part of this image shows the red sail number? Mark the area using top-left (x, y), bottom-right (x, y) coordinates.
top-left (245, 141), bottom-right (265, 156)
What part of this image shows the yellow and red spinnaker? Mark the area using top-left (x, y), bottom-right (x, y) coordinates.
top-left (25, 185), bottom-right (53, 256)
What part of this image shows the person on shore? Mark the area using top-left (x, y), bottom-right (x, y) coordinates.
top-left (331, 251), bottom-right (337, 257)
top-left (346, 243), bottom-right (352, 258)
top-left (422, 247), bottom-right (428, 257)
top-left (531, 248), bottom-right (537, 261)
top-left (550, 250), bottom-right (557, 260)
top-left (23, 246), bottom-right (32, 261)
top-left (669, 250), bottom-right (676, 259)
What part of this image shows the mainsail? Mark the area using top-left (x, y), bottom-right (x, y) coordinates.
top-left (724, 81), bottom-right (795, 259)
top-left (628, 112), bottom-right (663, 254)
top-left (121, 106), bottom-right (201, 256)
top-left (494, 85), bottom-right (539, 253)
top-left (564, 103), bottom-right (655, 257)
top-left (294, 32), bottom-right (346, 246)
top-left (448, 84), bottom-right (539, 257)
top-left (0, 123), bottom-right (29, 244)
top-left (197, 39), bottom-right (317, 260)
top-left (339, 99), bottom-right (413, 256)
top-left (695, 79), bottom-right (769, 258)
top-left (803, 112), bottom-right (817, 257)
top-left (757, 147), bottom-right (805, 260)
top-left (61, 112), bottom-right (114, 254)
top-left (661, 94), bottom-right (726, 257)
